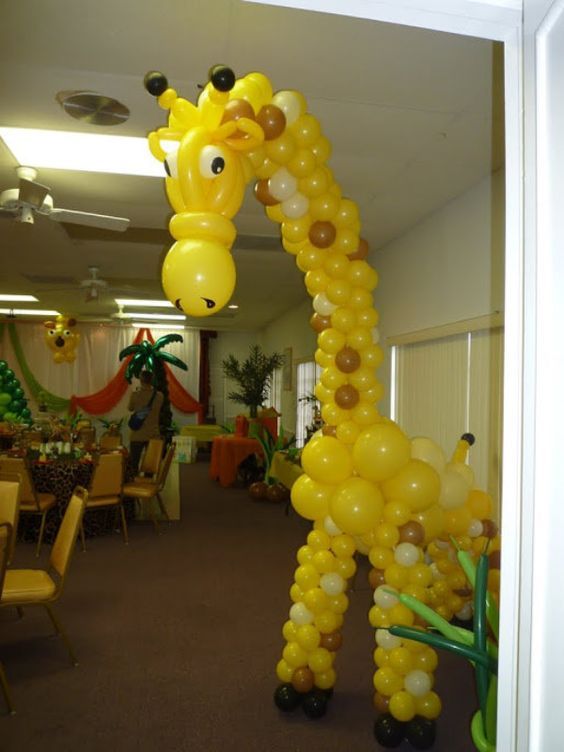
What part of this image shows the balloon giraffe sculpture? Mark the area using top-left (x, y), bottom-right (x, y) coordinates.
top-left (144, 66), bottom-right (501, 749)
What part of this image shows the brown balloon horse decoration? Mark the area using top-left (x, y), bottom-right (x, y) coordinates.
top-left (144, 66), bottom-right (500, 749)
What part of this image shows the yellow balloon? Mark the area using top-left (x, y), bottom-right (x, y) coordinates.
top-left (326, 278), bottom-right (352, 305)
top-left (301, 436), bottom-right (353, 485)
top-left (415, 691), bottom-right (442, 720)
top-left (303, 587), bottom-right (329, 614)
top-left (330, 477), bottom-right (384, 535)
top-left (413, 504), bottom-right (445, 543)
top-left (314, 667), bottom-right (336, 690)
top-left (351, 402), bottom-right (381, 426)
top-left (296, 624), bottom-right (321, 651)
top-left (308, 647), bottom-right (333, 674)
top-left (294, 563), bottom-right (320, 590)
top-left (330, 533), bottom-right (356, 559)
top-left (282, 641), bottom-right (309, 668)
top-left (347, 327), bottom-right (373, 351)
top-left (381, 459), bottom-right (441, 512)
top-left (276, 659), bottom-right (295, 683)
top-left (324, 253), bottom-right (350, 279)
top-left (373, 666), bottom-right (404, 696)
top-left (336, 420), bottom-right (361, 444)
top-left (410, 436), bottom-right (447, 475)
top-left (331, 307), bottom-right (357, 334)
top-left (161, 239), bottom-right (235, 317)
top-left (320, 366), bottom-right (347, 390)
top-left (389, 690), bottom-right (416, 722)
top-left (353, 423), bottom-right (411, 482)
top-left (291, 474), bottom-right (333, 521)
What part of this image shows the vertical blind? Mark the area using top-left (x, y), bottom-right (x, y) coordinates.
top-left (296, 360), bottom-right (321, 447)
top-left (393, 325), bottom-right (503, 513)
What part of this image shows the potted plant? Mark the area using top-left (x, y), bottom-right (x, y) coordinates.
top-left (222, 344), bottom-right (285, 420)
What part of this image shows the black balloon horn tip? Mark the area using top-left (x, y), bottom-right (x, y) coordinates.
top-left (208, 65), bottom-right (236, 92)
top-left (461, 432), bottom-right (475, 446)
top-left (144, 71), bottom-right (169, 97)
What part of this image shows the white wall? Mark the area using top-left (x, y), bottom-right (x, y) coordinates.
top-left (374, 169), bottom-right (505, 412)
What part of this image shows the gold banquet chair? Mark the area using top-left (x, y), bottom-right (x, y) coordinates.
top-left (79, 452), bottom-right (126, 551)
top-left (0, 457), bottom-right (56, 558)
top-left (136, 437), bottom-right (164, 480)
top-left (0, 521), bottom-right (15, 714)
top-left (0, 488), bottom-right (87, 674)
top-left (123, 443), bottom-right (175, 534)
top-left (0, 473), bottom-right (22, 566)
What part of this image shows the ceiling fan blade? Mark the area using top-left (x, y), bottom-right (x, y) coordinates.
top-left (19, 178), bottom-right (50, 208)
top-left (48, 208), bottom-right (130, 232)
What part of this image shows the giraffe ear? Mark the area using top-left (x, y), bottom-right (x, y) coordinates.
top-left (44, 320), bottom-right (55, 329)
top-left (67, 318), bottom-right (77, 327)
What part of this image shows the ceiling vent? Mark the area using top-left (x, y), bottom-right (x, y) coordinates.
top-left (55, 90), bottom-right (130, 126)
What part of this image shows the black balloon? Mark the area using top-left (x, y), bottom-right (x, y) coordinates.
top-left (405, 716), bottom-right (436, 750)
top-left (302, 690), bottom-right (328, 719)
top-left (373, 713), bottom-right (405, 748)
top-left (144, 71), bottom-right (168, 97)
top-left (209, 65), bottom-right (236, 92)
top-left (273, 683), bottom-right (301, 712)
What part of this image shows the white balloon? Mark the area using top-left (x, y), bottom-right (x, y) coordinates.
top-left (272, 90), bottom-right (303, 125)
top-left (467, 518), bottom-right (484, 538)
top-left (268, 168), bottom-right (297, 201)
top-left (313, 293), bottom-right (336, 316)
top-left (323, 515), bottom-right (342, 536)
top-left (375, 628), bottom-right (401, 650)
top-left (411, 436), bottom-right (447, 475)
top-left (373, 586), bottom-right (399, 609)
top-left (320, 572), bottom-right (345, 596)
top-left (289, 602), bottom-right (314, 625)
top-left (404, 670), bottom-right (432, 697)
top-left (394, 542), bottom-right (420, 567)
top-left (455, 602), bottom-right (474, 621)
top-left (281, 192), bottom-right (309, 219)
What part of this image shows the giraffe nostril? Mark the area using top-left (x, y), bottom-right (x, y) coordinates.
top-left (202, 298), bottom-right (215, 309)
top-left (174, 298), bottom-right (184, 312)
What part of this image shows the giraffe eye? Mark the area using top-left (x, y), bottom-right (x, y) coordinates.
top-left (164, 149), bottom-right (179, 178)
top-left (199, 145), bottom-right (225, 178)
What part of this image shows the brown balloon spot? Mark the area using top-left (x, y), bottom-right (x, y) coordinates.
top-left (221, 98), bottom-right (256, 123)
top-left (257, 104), bottom-right (286, 140)
top-left (368, 567), bottom-right (386, 590)
top-left (454, 588), bottom-right (473, 598)
top-left (254, 179), bottom-right (279, 206)
top-left (334, 384), bottom-right (359, 409)
top-left (481, 519), bottom-right (498, 539)
top-left (348, 237), bottom-right (369, 260)
top-left (320, 631), bottom-right (343, 651)
top-left (488, 550), bottom-right (501, 570)
top-left (398, 521), bottom-right (425, 545)
top-left (322, 424), bottom-right (337, 437)
top-left (292, 666), bottom-right (315, 693)
top-left (373, 692), bottom-right (390, 714)
top-left (309, 221), bottom-right (336, 248)
top-left (413, 614), bottom-right (429, 628)
top-left (310, 313), bottom-right (332, 332)
top-left (335, 346), bottom-right (361, 373)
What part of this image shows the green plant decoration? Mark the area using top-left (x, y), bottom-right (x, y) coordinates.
top-left (222, 344), bottom-right (284, 419)
top-left (249, 424), bottom-right (296, 485)
top-left (119, 334), bottom-right (188, 439)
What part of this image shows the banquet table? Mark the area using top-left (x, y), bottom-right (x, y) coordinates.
top-left (209, 435), bottom-right (262, 488)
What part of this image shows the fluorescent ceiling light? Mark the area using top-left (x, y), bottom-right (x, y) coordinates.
top-left (0, 294), bottom-right (39, 302)
top-left (115, 298), bottom-right (173, 308)
top-left (227, 304), bottom-right (239, 309)
top-left (0, 308), bottom-right (59, 316)
top-left (131, 322), bottom-right (185, 330)
top-left (0, 127), bottom-right (169, 178)
top-left (122, 312), bottom-right (185, 321)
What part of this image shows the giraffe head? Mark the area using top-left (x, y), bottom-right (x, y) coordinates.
top-left (144, 66), bottom-right (273, 316)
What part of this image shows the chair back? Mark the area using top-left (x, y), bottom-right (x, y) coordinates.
top-left (156, 443), bottom-right (175, 491)
top-left (139, 438), bottom-right (164, 477)
top-left (49, 487), bottom-right (87, 581)
top-left (0, 457), bottom-right (37, 508)
top-left (0, 521), bottom-right (12, 595)
top-left (89, 453), bottom-right (124, 499)
top-left (99, 433), bottom-right (121, 450)
top-left (0, 473), bottom-right (21, 565)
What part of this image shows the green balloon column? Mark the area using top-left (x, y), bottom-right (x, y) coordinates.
top-left (0, 359), bottom-right (33, 424)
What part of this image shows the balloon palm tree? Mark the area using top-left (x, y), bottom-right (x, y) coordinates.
top-left (119, 334), bottom-right (188, 440)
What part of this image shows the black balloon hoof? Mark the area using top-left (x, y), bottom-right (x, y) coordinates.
top-left (374, 713), bottom-right (406, 748)
top-left (209, 65), bottom-right (236, 92)
top-left (273, 683), bottom-right (301, 712)
top-left (405, 716), bottom-right (436, 750)
top-left (144, 71), bottom-right (168, 97)
top-left (302, 690), bottom-right (328, 719)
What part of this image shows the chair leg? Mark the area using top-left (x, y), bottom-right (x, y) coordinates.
top-left (43, 604), bottom-right (78, 667)
top-left (156, 493), bottom-right (169, 522)
top-left (0, 661), bottom-right (15, 715)
top-left (79, 521), bottom-right (87, 552)
top-left (148, 501), bottom-right (160, 535)
top-left (35, 511), bottom-right (48, 558)
top-left (119, 504), bottom-right (129, 545)
top-left (15, 607), bottom-right (24, 619)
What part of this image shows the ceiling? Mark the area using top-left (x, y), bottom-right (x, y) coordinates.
top-left (0, 0), bottom-right (504, 332)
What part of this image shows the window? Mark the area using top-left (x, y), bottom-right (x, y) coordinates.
top-left (296, 360), bottom-right (322, 448)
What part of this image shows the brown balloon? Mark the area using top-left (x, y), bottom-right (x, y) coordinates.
top-left (320, 630), bottom-right (343, 651)
top-left (248, 481), bottom-right (268, 500)
top-left (257, 104), bottom-right (286, 140)
top-left (398, 521), bottom-right (425, 545)
top-left (309, 221), bottom-right (336, 248)
top-left (267, 483), bottom-right (289, 503)
top-left (254, 179), bottom-right (279, 206)
top-left (488, 549), bottom-right (501, 570)
top-left (335, 346), bottom-right (361, 373)
top-left (368, 567), bottom-right (386, 590)
top-left (221, 98), bottom-right (256, 123)
top-left (310, 313), bottom-right (332, 332)
top-left (292, 666), bottom-right (315, 693)
top-left (413, 614), bottom-right (429, 628)
top-left (348, 237), bottom-right (369, 260)
top-left (334, 384), bottom-right (359, 409)
top-left (373, 692), bottom-right (390, 714)
top-left (481, 519), bottom-right (498, 539)
top-left (322, 424), bottom-right (337, 437)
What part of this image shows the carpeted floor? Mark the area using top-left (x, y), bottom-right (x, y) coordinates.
top-left (0, 459), bottom-right (477, 751)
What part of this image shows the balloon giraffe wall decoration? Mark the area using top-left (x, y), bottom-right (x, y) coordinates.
top-left (144, 66), bottom-right (501, 750)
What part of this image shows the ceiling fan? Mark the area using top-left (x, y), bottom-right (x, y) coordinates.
top-left (0, 165), bottom-right (130, 231)
top-left (39, 265), bottom-right (137, 303)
